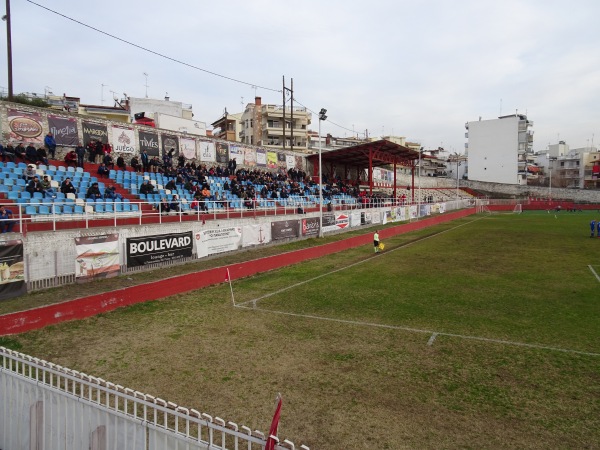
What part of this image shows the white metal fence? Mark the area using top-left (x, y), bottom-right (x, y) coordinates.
top-left (0, 346), bottom-right (309, 450)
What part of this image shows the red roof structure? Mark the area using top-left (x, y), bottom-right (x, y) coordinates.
top-left (307, 139), bottom-right (423, 199)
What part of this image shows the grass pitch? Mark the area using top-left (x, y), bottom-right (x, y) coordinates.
top-left (3, 212), bottom-right (599, 449)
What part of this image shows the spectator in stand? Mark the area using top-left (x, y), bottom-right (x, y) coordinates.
top-left (60, 178), bottom-right (76, 195)
top-left (177, 154), bottom-right (185, 168)
top-left (169, 194), bottom-right (181, 212)
top-left (1, 143), bottom-right (15, 162)
top-left (139, 180), bottom-right (156, 195)
top-left (86, 182), bottom-right (102, 200)
top-left (164, 179), bottom-right (177, 191)
top-left (228, 157), bottom-right (237, 173)
top-left (116, 155), bottom-right (126, 171)
top-left (103, 153), bottom-right (114, 170)
top-left (149, 156), bottom-right (162, 173)
top-left (22, 164), bottom-right (37, 181)
top-left (87, 140), bottom-right (97, 163)
top-left (94, 140), bottom-right (104, 163)
top-left (159, 197), bottom-right (170, 214)
top-left (25, 143), bottom-right (38, 164)
top-left (0, 205), bottom-right (16, 233)
top-left (130, 155), bottom-right (141, 173)
top-left (75, 143), bottom-right (86, 168)
top-left (26, 176), bottom-right (43, 196)
top-left (104, 185), bottom-right (123, 201)
top-left (36, 147), bottom-right (49, 165)
top-left (14, 143), bottom-right (26, 161)
top-left (97, 163), bottom-right (110, 178)
top-left (140, 150), bottom-right (149, 172)
top-left (44, 132), bottom-right (57, 159)
top-left (64, 150), bottom-right (77, 168)
top-left (39, 175), bottom-right (56, 198)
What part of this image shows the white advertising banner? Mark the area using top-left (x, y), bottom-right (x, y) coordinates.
top-left (198, 141), bottom-right (216, 162)
top-left (180, 137), bottom-right (196, 159)
top-left (349, 211), bottom-right (361, 227)
top-left (229, 145), bottom-right (243, 163)
top-left (286, 155), bottom-right (295, 170)
top-left (439, 202), bottom-right (446, 213)
top-left (242, 224), bottom-right (272, 247)
top-left (372, 211), bottom-right (381, 224)
top-left (398, 206), bottom-right (407, 221)
top-left (409, 205), bottom-right (418, 219)
top-left (111, 126), bottom-right (136, 153)
top-left (322, 213), bottom-right (350, 233)
top-left (382, 209), bottom-right (393, 224)
top-left (195, 227), bottom-right (242, 258)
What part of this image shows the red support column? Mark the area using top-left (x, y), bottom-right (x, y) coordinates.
top-left (411, 163), bottom-right (415, 203)
top-left (369, 149), bottom-right (373, 196)
top-left (393, 161), bottom-right (397, 201)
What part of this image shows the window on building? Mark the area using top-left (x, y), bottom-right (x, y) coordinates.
top-left (250, 119), bottom-right (253, 128)
top-left (268, 120), bottom-right (273, 127)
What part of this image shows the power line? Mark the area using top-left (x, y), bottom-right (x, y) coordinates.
top-left (294, 98), bottom-right (367, 138)
top-left (24, 0), bottom-right (281, 93)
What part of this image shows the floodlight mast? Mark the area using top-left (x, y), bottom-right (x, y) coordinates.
top-left (318, 108), bottom-right (327, 238)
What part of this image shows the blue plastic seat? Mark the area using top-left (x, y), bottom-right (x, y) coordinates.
top-left (25, 205), bottom-right (37, 215)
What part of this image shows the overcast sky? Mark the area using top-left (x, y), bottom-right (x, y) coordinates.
top-left (3, 0), bottom-right (599, 153)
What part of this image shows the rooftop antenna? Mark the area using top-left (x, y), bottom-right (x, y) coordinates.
top-left (143, 72), bottom-right (149, 98)
top-left (109, 90), bottom-right (118, 106)
top-left (240, 96), bottom-right (244, 106)
top-left (101, 83), bottom-right (108, 105)
top-left (44, 86), bottom-right (52, 97)
top-left (251, 85), bottom-right (258, 98)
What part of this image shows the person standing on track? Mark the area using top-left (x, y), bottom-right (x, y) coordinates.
top-left (374, 230), bottom-right (380, 253)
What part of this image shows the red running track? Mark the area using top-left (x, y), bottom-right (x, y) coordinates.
top-left (0, 209), bottom-right (475, 336)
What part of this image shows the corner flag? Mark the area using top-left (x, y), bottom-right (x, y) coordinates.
top-left (265, 394), bottom-right (282, 450)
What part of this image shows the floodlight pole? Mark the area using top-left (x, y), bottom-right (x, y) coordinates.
top-left (318, 108), bottom-right (327, 237)
top-left (4, 0), bottom-right (14, 101)
top-left (417, 148), bottom-right (422, 218)
top-left (456, 160), bottom-right (460, 203)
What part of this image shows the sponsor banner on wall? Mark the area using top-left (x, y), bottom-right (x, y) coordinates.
top-left (409, 205), bottom-right (418, 219)
top-left (277, 152), bottom-right (287, 168)
top-left (271, 219), bottom-right (300, 240)
top-left (322, 213), bottom-right (350, 233)
top-left (295, 156), bottom-right (303, 170)
top-left (199, 141), bottom-right (216, 162)
top-left (0, 239), bottom-right (26, 301)
top-left (139, 130), bottom-right (160, 156)
top-left (48, 114), bottom-right (78, 146)
top-left (126, 232), bottom-right (193, 268)
top-left (301, 217), bottom-right (320, 236)
top-left (216, 142), bottom-right (229, 163)
top-left (349, 211), bottom-right (361, 227)
top-left (161, 134), bottom-right (179, 157)
top-left (256, 148), bottom-right (267, 167)
top-left (267, 151), bottom-right (278, 169)
top-left (285, 155), bottom-right (295, 170)
top-left (361, 212), bottom-right (372, 225)
top-left (242, 224), bottom-right (272, 247)
top-left (398, 207), bottom-right (407, 221)
top-left (111, 126), bottom-right (136, 153)
top-left (74, 233), bottom-right (120, 282)
top-left (229, 145), bottom-right (243, 163)
top-left (382, 209), bottom-right (394, 224)
top-left (439, 203), bottom-right (446, 214)
top-left (244, 147), bottom-right (256, 166)
top-left (7, 109), bottom-right (44, 144)
top-left (180, 137), bottom-right (196, 159)
top-left (420, 204), bottom-right (431, 217)
top-left (372, 211), bottom-right (381, 224)
top-left (82, 121), bottom-right (108, 144)
top-left (195, 227), bottom-right (242, 258)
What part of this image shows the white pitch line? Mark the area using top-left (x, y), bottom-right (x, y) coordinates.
top-left (588, 265), bottom-right (600, 283)
top-left (235, 304), bottom-right (600, 357)
top-left (236, 217), bottom-right (484, 307)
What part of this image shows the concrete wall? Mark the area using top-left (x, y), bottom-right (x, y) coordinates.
top-left (463, 179), bottom-right (600, 202)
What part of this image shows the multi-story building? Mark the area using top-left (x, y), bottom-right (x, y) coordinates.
top-left (211, 111), bottom-right (242, 142)
top-left (536, 143), bottom-right (599, 189)
top-left (236, 97), bottom-right (312, 151)
top-left (465, 114), bottom-right (533, 185)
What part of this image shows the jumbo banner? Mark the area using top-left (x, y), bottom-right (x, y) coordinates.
top-left (271, 219), bottom-right (300, 240)
top-left (199, 141), bottom-right (216, 162)
top-left (0, 239), bottom-right (26, 301)
top-left (242, 224), bottom-right (272, 247)
top-left (256, 148), bottom-right (267, 167)
top-left (322, 213), bottom-right (350, 233)
top-left (301, 217), bottom-right (320, 237)
top-left (7, 109), bottom-right (43, 144)
top-left (267, 151), bottom-right (278, 169)
top-left (361, 212), bottom-right (372, 225)
top-left (195, 227), bottom-right (242, 258)
top-left (180, 137), bottom-right (196, 159)
top-left (229, 145), bottom-right (243, 163)
top-left (277, 152), bottom-right (287, 168)
top-left (82, 121), bottom-right (108, 144)
top-left (139, 130), bottom-right (160, 156)
top-left (161, 134), bottom-right (179, 156)
top-left (48, 114), bottom-right (78, 146)
top-left (74, 234), bottom-right (120, 282)
top-left (439, 203), bottom-right (446, 213)
top-left (112, 126), bottom-right (136, 153)
top-left (126, 232), bottom-right (193, 268)
top-left (420, 204), bottom-right (431, 217)
top-left (285, 155), bottom-right (295, 170)
top-left (215, 142), bottom-right (229, 163)
top-left (409, 205), bottom-right (418, 219)
top-left (244, 147), bottom-right (256, 167)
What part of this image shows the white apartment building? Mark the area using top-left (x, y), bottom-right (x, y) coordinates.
top-left (465, 114), bottom-right (533, 185)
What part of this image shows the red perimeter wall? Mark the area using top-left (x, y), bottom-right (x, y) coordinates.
top-left (0, 209), bottom-right (475, 336)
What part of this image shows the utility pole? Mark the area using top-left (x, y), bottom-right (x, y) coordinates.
top-left (4, 0), bottom-right (14, 100)
top-left (282, 76), bottom-right (286, 151)
top-left (290, 78), bottom-right (294, 152)
top-left (143, 72), bottom-right (149, 98)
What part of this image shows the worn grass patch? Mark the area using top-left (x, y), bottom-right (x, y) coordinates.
top-left (6, 213), bottom-right (600, 449)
